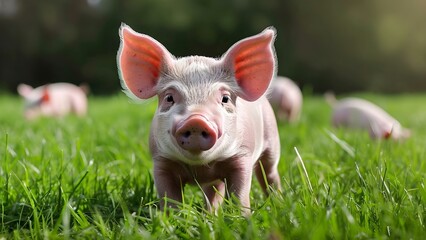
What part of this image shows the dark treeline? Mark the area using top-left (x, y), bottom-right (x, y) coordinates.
top-left (1, 0), bottom-right (426, 94)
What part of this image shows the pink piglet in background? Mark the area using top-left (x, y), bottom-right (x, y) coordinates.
top-left (17, 82), bottom-right (88, 120)
top-left (326, 93), bottom-right (410, 140)
top-left (268, 76), bottom-right (303, 123)
top-left (117, 24), bottom-right (282, 215)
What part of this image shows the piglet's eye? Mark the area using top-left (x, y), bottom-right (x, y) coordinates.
top-left (222, 95), bottom-right (230, 104)
top-left (165, 94), bottom-right (174, 103)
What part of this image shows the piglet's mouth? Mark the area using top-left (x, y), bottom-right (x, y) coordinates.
top-left (173, 114), bottom-right (221, 154)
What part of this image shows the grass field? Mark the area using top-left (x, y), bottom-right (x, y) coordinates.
top-left (1, 93), bottom-right (426, 239)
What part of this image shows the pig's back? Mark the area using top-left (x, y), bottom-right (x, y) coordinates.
top-left (332, 98), bottom-right (398, 132)
top-left (46, 83), bottom-right (87, 115)
top-left (268, 77), bottom-right (302, 106)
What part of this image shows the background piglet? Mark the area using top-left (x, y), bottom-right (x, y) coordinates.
top-left (17, 83), bottom-right (88, 120)
top-left (268, 76), bottom-right (303, 122)
top-left (326, 93), bottom-right (410, 140)
top-left (117, 24), bottom-right (281, 215)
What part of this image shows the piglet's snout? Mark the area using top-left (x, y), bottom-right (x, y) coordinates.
top-left (174, 115), bottom-right (219, 153)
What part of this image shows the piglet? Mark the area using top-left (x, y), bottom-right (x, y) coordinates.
top-left (117, 24), bottom-right (281, 214)
top-left (17, 83), bottom-right (88, 120)
top-left (268, 76), bottom-right (303, 122)
top-left (326, 94), bottom-right (410, 140)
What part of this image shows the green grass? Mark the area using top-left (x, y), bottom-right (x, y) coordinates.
top-left (1, 93), bottom-right (425, 239)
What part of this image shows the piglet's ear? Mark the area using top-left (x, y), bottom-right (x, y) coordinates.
top-left (221, 27), bottom-right (277, 101)
top-left (17, 84), bottom-right (33, 98)
top-left (117, 24), bottom-right (174, 99)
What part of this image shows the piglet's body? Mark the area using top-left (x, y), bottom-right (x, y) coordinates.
top-left (328, 96), bottom-right (410, 140)
top-left (117, 24), bottom-right (281, 214)
top-left (17, 83), bottom-right (88, 120)
top-left (268, 76), bottom-right (303, 122)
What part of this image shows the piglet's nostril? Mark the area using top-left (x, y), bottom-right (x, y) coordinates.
top-left (201, 131), bottom-right (209, 138)
top-left (183, 131), bottom-right (191, 138)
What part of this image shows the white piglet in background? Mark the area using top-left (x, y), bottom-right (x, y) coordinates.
top-left (17, 83), bottom-right (88, 120)
top-left (268, 76), bottom-right (303, 122)
top-left (117, 24), bottom-right (281, 215)
top-left (326, 94), bottom-right (410, 140)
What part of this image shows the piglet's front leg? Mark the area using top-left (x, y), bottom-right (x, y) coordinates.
top-left (202, 181), bottom-right (226, 212)
top-left (202, 160), bottom-right (254, 215)
top-left (153, 159), bottom-right (185, 210)
top-left (224, 162), bottom-right (254, 216)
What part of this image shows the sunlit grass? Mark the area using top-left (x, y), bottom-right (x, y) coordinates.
top-left (1, 93), bottom-right (425, 239)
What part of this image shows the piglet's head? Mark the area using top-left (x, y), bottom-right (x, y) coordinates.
top-left (117, 23), bottom-right (276, 102)
top-left (117, 24), bottom-right (276, 164)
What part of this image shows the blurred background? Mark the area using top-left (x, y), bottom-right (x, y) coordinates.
top-left (1, 0), bottom-right (425, 95)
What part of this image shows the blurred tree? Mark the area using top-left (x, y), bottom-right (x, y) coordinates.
top-left (282, 0), bottom-right (426, 93)
top-left (0, 0), bottom-right (425, 94)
